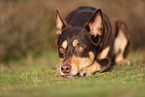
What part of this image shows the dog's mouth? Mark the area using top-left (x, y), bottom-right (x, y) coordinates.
top-left (59, 72), bottom-right (81, 77)
top-left (59, 65), bottom-right (90, 77)
top-left (60, 69), bottom-right (78, 77)
top-left (59, 72), bottom-right (75, 77)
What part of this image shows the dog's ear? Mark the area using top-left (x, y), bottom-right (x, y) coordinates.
top-left (56, 9), bottom-right (68, 45)
top-left (56, 8), bottom-right (68, 35)
top-left (85, 9), bottom-right (103, 37)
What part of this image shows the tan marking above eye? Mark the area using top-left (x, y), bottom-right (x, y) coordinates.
top-left (61, 40), bottom-right (67, 49)
top-left (73, 39), bottom-right (79, 47)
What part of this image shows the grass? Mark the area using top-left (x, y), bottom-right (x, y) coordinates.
top-left (0, 49), bottom-right (145, 97)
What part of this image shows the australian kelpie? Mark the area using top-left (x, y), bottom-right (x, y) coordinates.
top-left (55, 6), bottom-right (131, 77)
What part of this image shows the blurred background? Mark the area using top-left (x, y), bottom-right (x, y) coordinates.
top-left (0, 0), bottom-right (144, 63)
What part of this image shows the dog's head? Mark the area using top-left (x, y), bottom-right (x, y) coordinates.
top-left (55, 8), bottom-right (103, 76)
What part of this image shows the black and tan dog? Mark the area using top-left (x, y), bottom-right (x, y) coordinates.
top-left (55, 6), bottom-right (131, 77)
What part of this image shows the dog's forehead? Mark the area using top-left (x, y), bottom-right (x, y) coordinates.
top-left (59, 27), bottom-right (89, 45)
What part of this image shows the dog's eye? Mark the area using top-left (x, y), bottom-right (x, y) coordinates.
top-left (59, 47), bottom-right (65, 53)
top-left (76, 45), bottom-right (84, 52)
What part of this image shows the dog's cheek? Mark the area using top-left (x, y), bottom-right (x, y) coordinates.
top-left (71, 51), bottom-right (95, 73)
top-left (70, 64), bottom-right (79, 75)
top-left (59, 52), bottom-right (63, 58)
top-left (79, 52), bottom-right (95, 70)
top-left (70, 56), bottom-right (79, 75)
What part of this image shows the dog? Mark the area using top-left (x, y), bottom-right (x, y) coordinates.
top-left (55, 6), bottom-right (131, 77)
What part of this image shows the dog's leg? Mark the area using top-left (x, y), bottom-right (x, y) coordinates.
top-left (112, 19), bottom-right (131, 65)
top-left (123, 41), bottom-right (131, 65)
top-left (79, 58), bottom-right (111, 77)
top-left (113, 30), bottom-right (130, 65)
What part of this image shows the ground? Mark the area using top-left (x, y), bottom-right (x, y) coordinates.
top-left (0, 50), bottom-right (145, 97)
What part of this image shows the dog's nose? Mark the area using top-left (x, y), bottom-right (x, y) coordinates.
top-left (61, 64), bottom-right (71, 73)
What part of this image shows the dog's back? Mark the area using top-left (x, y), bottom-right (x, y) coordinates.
top-left (65, 6), bottom-right (96, 27)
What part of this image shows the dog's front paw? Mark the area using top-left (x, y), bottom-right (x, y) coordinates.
top-left (79, 68), bottom-right (92, 77)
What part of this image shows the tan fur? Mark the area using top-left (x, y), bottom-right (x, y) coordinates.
top-left (113, 30), bottom-right (128, 64)
top-left (72, 39), bottom-right (79, 47)
top-left (97, 46), bottom-right (110, 60)
top-left (79, 61), bottom-right (102, 77)
top-left (62, 40), bottom-right (68, 49)
top-left (70, 51), bottom-right (94, 75)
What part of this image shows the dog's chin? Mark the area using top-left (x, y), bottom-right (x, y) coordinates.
top-left (60, 70), bottom-right (79, 77)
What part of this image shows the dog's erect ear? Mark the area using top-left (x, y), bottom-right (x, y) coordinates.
top-left (85, 9), bottom-right (103, 37)
top-left (56, 9), bottom-right (68, 35)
